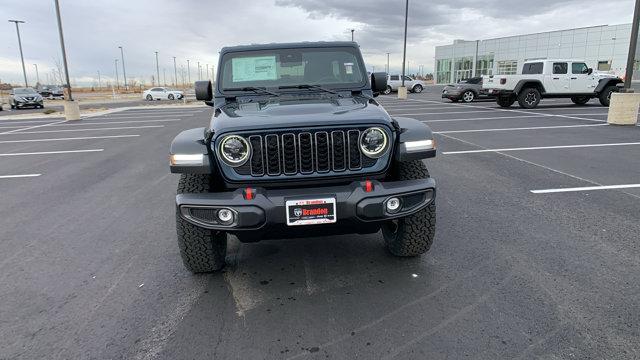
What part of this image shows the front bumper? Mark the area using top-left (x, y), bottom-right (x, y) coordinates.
top-left (15, 100), bottom-right (43, 107)
top-left (176, 178), bottom-right (436, 241)
top-left (442, 89), bottom-right (461, 99)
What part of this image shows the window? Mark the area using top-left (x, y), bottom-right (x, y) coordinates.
top-left (475, 55), bottom-right (494, 77)
top-left (553, 62), bottom-right (568, 74)
top-left (522, 62), bottom-right (543, 75)
top-left (598, 61), bottom-right (611, 71)
top-left (496, 60), bottom-right (518, 75)
top-left (436, 59), bottom-right (452, 84)
top-left (572, 63), bottom-right (589, 74)
top-left (390, 75), bottom-right (400, 81)
top-left (403, 76), bottom-right (412, 81)
top-left (151, 87), bottom-right (162, 91)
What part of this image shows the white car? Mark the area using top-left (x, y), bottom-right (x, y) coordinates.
top-left (143, 87), bottom-right (184, 101)
top-left (383, 75), bottom-right (426, 94)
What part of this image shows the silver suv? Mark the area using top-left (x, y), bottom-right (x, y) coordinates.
top-left (383, 75), bottom-right (427, 94)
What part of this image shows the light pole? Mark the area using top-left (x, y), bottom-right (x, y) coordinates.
top-left (114, 59), bottom-right (119, 89)
top-left (54, 0), bottom-right (79, 120)
top-left (173, 56), bottom-right (177, 86)
top-left (624, 0), bottom-right (640, 91)
top-left (163, 68), bottom-right (166, 86)
top-left (206, 64), bottom-right (209, 80)
top-left (386, 52), bottom-right (390, 74)
top-left (187, 59), bottom-right (191, 85)
top-left (97, 70), bottom-right (101, 89)
top-left (351, 29), bottom-right (355, 41)
top-left (8, 20), bottom-right (28, 87)
top-left (118, 46), bottom-right (127, 90)
top-left (197, 61), bottom-right (201, 80)
top-left (155, 51), bottom-right (160, 88)
top-left (33, 64), bottom-right (40, 85)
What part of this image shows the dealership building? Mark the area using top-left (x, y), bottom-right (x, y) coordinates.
top-left (434, 24), bottom-right (634, 84)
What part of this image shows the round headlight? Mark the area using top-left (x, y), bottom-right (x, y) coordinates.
top-left (360, 127), bottom-right (388, 158)
top-left (218, 135), bottom-right (250, 166)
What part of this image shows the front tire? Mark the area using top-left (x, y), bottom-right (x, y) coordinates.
top-left (176, 174), bottom-right (227, 273)
top-left (383, 86), bottom-right (392, 95)
top-left (382, 160), bottom-right (436, 257)
top-left (168, 94), bottom-right (175, 100)
top-left (599, 85), bottom-right (618, 107)
top-left (571, 96), bottom-right (591, 105)
top-left (462, 90), bottom-right (475, 103)
top-left (146, 94), bottom-right (153, 101)
top-left (518, 88), bottom-right (541, 109)
top-left (412, 84), bottom-right (423, 93)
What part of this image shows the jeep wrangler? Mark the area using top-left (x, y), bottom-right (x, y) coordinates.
top-left (169, 42), bottom-right (437, 273)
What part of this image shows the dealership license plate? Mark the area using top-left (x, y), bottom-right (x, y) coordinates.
top-left (285, 197), bottom-right (336, 226)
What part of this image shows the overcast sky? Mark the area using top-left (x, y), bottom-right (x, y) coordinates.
top-left (0, 0), bottom-right (635, 86)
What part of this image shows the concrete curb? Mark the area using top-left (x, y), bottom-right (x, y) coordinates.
top-left (0, 103), bottom-right (206, 121)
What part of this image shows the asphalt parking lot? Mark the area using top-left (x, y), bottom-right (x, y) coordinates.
top-left (1, 89), bottom-right (639, 359)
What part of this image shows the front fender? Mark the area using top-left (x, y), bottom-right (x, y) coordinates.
top-left (595, 78), bottom-right (623, 93)
top-left (169, 127), bottom-right (212, 174)
top-left (392, 117), bottom-right (436, 162)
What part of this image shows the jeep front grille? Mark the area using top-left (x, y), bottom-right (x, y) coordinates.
top-left (234, 128), bottom-right (382, 177)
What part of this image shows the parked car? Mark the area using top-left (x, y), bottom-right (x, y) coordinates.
top-left (442, 77), bottom-right (495, 103)
top-left (37, 84), bottom-right (64, 99)
top-left (10, 87), bottom-right (44, 109)
top-left (483, 59), bottom-right (622, 108)
top-left (170, 41), bottom-right (437, 273)
top-left (383, 75), bottom-right (426, 94)
top-left (143, 87), bottom-right (184, 101)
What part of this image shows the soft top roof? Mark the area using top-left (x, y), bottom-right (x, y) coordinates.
top-left (220, 41), bottom-right (359, 54)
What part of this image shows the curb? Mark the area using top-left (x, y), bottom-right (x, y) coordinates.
top-left (0, 103), bottom-right (206, 121)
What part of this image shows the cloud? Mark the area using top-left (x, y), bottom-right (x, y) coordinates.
top-left (0, 0), bottom-right (634, 85)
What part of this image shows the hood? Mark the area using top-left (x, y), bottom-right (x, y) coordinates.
top-left (210, 96), bottom-right (392, 135)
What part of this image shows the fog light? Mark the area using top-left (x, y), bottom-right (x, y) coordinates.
top-left (386, 197), bottom-right (401, 213)
top-left (217, 208), bottom-right (235, 225)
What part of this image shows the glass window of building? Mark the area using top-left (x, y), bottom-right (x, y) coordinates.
top-left (436, 59), bottom-right (452, 84)
top-left (497, 60), bottom-right (518, 75)
top-left (454, 56), bottom-right (473, 82)
top-left (475, 55), bottom-right (494, 77)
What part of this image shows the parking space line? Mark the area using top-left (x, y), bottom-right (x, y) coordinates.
top-left (59, 119), bottom-right (182, 126)
top-left (531, 184), bottom-right (640, 194)
top-left (97, 114), bottom-right (195, 119)
top-left (0, 125), bottom-right (164, 135)
top-left (391, 110), bottom-right (498, 116)
top-left (0, 149), bottom-right (104, 157)
top-left (436, 123), bottom-right (607, 134)
top-left (443, 142), bottom-right (640, 155)
top-left (0, 119), bottom-right (67, 135)
top-left (0, 174), bottom-right (41, 179)
top-left (0, 134), bottom-right (140, 144)
top-left (421, 115), bottom-right (546, 123)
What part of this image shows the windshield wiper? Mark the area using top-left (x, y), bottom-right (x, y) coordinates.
top-left (279, 84), bottom-right (343, 97)
top-left (223, 87), bottom-right (279, 96)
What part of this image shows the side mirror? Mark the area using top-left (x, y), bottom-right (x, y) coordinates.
top-left (370, 72), bottom-right (388, 97)
top-left (195, 80), bottom-right (213, 102)
top-left (587, 68), bottom-right (593, 75)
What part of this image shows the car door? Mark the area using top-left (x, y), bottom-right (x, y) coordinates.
top-left (403, 76), bottom-right (414, 88)
top-left (570, 62), bottom-right (596, 94)
top-left (547, 62), bottom-right (571, 93)
top-left (388, 75), bottom-right (400, 90)
top-left (150, 88), bottom-right (165, 99)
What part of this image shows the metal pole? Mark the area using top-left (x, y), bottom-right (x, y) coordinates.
top-left (9, 20), bottom-right (28, 87)
top-left (351, 29), bottom-right (354, 42)
top-left (386, 53), bottom-right (390, 73)
top-left (206, 64), bottom-right (209, 80)
top-left (155, 51), bottom-right (160, 88)
top-left (163, 68), bottom-right (166, 86)
top-left (115, 59), bottom-right (119, 90)
top-left (97, 70), bottom-right (101, 89)
top-left (118, 46), bottom-right (127, 90)
top-left (401, 0), bottom-right (409, 87)
top-left (624, 0), bottom-right (640, 90)
top-left (173, 57), bottom-right (177, 86)
top-left (197, 61), bottom-right (201, 80)
top-left (187, 59), bottom-right (191, 85)
top-left (33, 64), bottom-right (40, 85)
top-left (53, 1), bottom-right (74, 101)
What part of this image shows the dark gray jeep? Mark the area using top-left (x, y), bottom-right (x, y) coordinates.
top-left (169, 42), bottom-right (437, 273)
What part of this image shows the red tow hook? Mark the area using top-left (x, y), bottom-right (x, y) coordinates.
top-left (364, 180), bottom-right (374, 193)
top-left (244, 187), bottom-right (254, 200)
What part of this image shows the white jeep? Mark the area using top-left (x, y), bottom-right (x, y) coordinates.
top-left (483, 59), bottom-right (622, 108)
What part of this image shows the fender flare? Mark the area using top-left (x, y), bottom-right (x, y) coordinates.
top-left (514, 80), bottom-right (546, 94)
top-left (392, 117), bottom-right (436, 162)
top-left (169, 127), bottom-right (212, 174)
top-left (595, 78), bottom-right (623, 94)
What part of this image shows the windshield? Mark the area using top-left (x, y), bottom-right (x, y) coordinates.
top-left (14, 88), bottom-right (38, 95)
top-left (219, 46), bottom-right (367, 93)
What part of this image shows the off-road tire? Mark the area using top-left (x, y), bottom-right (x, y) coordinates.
top-left (412, 84), bottom-right (423, 93)
top-left (571, 96), bottom-right (590, 105)
top-left (176, 174), bottom-right (227, 273)
top-left (599, 85), bottom-right (617, 107)
top-left (497, 96), bottom-right (515, 108)
top-left (382, 160), bottom-right (436, 257)
top-left (462, 90), bottom-right (475, 103)
top-left (518, 87), bottom-right (541, 109)
top-left (168, 94), bottom-right (175, 100)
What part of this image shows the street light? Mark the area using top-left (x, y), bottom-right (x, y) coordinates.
top-left (8, 20), bottom-right (28, 87)
top-left (33, 64), bottom-right (40, 85)
top-left (351, 29), bottom-right (355, 41)
top-left (118, 46), bottom-right (127, 90)
top-left (54, 0), bottom-right (79, 120)
top-left (400, 0), bottom-right (409, 95)
top-left (624, 0), bottom-right (640, 91)
top-left (154, 51), bottom-right (160, 87)
top-left (187, 59), bottom-right (191, 85)
top-left (386, 52), bottom-right (390, 74)
top-left (114, 59), bottom-right (120, 89)
top-left (173, 56), bottom-right (177, 86)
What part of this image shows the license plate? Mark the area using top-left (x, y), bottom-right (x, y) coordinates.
top-left (286, 197), bottom-right (336, 226)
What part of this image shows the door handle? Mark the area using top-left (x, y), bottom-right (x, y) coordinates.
top-left (571, 77), bottom-right (577, 80)
top-left (553, 77), bottom-right (560, 80)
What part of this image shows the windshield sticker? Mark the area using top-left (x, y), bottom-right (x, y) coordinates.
top-left (344, 62), bottom-right (354, 74)
top-left (232, 56), bottom-right (278, 82)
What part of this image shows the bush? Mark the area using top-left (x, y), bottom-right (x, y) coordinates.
top-left (43, 109), bottom-right (56, 114)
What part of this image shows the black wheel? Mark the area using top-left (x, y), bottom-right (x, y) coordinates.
top-left (382, 160), bottom-right (436, 257)
top-left (497, 96), bottom-right (515, 108)
top-left (383, 86), bottom-right (392, 95)
top-left (571, 96), bottom-right (590, 105)
top-left (175, 174), bottom-right (227, 273)
top-left (168, 94), bottom-right (175, 100)
top-left (462, 90), bottom-right (475, 103)
top-left (10, 103), bottom-right (16, 109)
top-left (599, 85), bottom-right (618, 107)
top-left (518, 88), bottom-right (541, 109)
top-left (146, 94), bottom-right (153, 101)
top-left (412, 84), bottom-right (423, 93)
